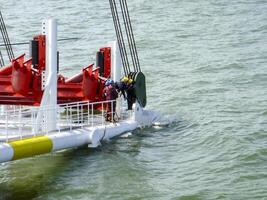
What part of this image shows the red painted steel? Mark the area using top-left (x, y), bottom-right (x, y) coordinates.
top-left (0, 35), bottom-right (111, 106)
top-left (100, 47), bottom-right (111, 78)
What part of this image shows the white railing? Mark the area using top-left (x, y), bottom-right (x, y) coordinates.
top-left (0, 99), bottom-right (133, 142)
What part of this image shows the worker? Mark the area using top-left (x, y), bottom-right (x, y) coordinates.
top-left (125, 78), bottom-right (136, 110)
top-left (115, 77), bottom-right (128, 99)
top-left (103, 79), bottom-right (118, 122)
top-left (115, 76), bottom-right (136, 110)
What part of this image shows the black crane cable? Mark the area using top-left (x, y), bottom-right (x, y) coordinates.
top-left (109, 0), bottom-right (141, 74)
top-left (120, 0), bottom-right (140, 72)
top-left (109, 0), bottom-right (128, 75)
top-left (109, 0), bottom-right (132, 76)
top-left (0, 11), bottom-right (14, 62)
top-left (119, 0), bottom-right (138, 72)
top-left (110, 0), bottom-right (131, 75)
top-left (123, 0), bottom-right (141, 72)
top-left (0, 50), bottom-right (4, 67)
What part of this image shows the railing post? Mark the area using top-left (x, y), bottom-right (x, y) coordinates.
top-left (31, 108), bottom-right (34, 136)
top-left (81, 104), bottom-right (83, 127)
top-left (111, 100), bottom-right (113, 123)
top-left (121, 99), bottom-right (123, 120)
top-left (66, 106), bottom-right (69, 127)
top-left (102, 102), bottom-right (104, 126)
top-left (5, 111), bottom-right (8, 142)
top-left (19, 106), bottom-right (22, 139)
top-left (58, 105), bottom-right (61, 133)
top-left (87, 102), bottom-right (90, 126)
top-left (35, 110), bottom-right (37, 136)
top-left (31, 109), bottom-right (33, 135)
top-left (46, 108), bottom-right (48, 135)
top-left (33, 109), bottom-right (35, 136)
top-left (70, 107), bottom-right (72, 131)
top-left (91, 104), bottom-right (93, 126)
top-left (77, 102), bottom-right (79, 126)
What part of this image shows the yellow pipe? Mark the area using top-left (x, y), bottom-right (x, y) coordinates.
top-left (9, 136), bottom-right (53, 160)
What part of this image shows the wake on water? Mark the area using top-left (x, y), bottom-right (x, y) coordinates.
top-left (120, 110), bottom-right (180, 138)
top-left (144, 109), bottom-right (180, 127)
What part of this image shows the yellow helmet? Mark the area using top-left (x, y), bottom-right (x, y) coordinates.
top-left (128, 79), bottom-right (133, 84)
top-left (122, 76), bottom-right (129, 83)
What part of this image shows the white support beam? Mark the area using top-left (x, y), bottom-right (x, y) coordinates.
top-left (110, 40), bottom-right (122, 82)
top-left (46, 19), bottom-right (58, 131)
top-left (34, 19), bottom-right (58, 133)
top-left (109, 41), bottom-right (122, 118)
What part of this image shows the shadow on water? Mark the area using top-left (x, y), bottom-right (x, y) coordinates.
top-left (0, 146), bottom-right (99, 200)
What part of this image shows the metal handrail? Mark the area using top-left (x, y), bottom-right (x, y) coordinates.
top-left (0, 99), bottom-right (132, 142)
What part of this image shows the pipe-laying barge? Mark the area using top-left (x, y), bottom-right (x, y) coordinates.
top-left (0, 0), bottom-right (158, 163)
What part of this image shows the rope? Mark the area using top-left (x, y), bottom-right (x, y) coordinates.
top-left (100, 109), bottom-right (119, 143)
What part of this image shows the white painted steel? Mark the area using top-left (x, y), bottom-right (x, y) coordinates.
top-left (41, 21), bottom-right (47, 90)
top-left (110, 41), bottom-right (122, 82)
top-left (0, 100), bottom-right (162, 163)
top-left (0, 119), bottom-right (138, 163)
top-left (0, 99), bottom-right (120, 142)
top-left (49, 129), bottom-right (93, 151)
top-left (49, 120), bottom-right (138, 150)
top-left (0, 105), bottom-right (6, 115)
top-left (35, 19), bottom-right (58, 133)
top-left (46, 19), bottom-right (58, 131)
top-left (0, 100), bottom-right (163, 143)
top-left (109, 41), bottom-right (123, 118)
top-left (98, 121), bottom-right (138, 141)
top-left (0, 143), bottom-right (13, 163)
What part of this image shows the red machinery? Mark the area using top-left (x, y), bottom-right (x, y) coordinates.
top-left (0, 34), bottom-right (111, 106)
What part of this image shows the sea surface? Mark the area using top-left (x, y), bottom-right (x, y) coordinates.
top-left (0, 0), bottom-right (267, 199)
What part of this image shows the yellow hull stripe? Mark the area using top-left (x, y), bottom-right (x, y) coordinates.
top-left (9, 136), bottom-right (53, 160)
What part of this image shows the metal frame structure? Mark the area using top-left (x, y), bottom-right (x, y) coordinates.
top-left (0, 99), bottom-right (131, 143)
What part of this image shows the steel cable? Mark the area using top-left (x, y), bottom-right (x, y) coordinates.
top-left (109, 0), bottom-right (131, 75)
top-left (0, 11), bottom-right (14, 62)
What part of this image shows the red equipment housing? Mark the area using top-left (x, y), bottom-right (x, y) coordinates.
top-left (0, 34), bottom-right (112, 106)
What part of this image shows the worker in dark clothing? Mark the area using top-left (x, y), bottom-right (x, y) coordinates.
top-left (114, 76), bottom-right (136, 110)
top-left (125, 78), bottom-right (136, 110)
top-left (115, 79), bottom-right (127, 99)
top-left (103, 79), bottom-right (118, 122)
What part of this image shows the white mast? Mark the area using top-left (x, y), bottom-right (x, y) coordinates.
top-left (34, 19), bottom-right (58, 132)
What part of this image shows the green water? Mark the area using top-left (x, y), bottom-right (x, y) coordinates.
top-left (0, 0), bottom-right (267, 199)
